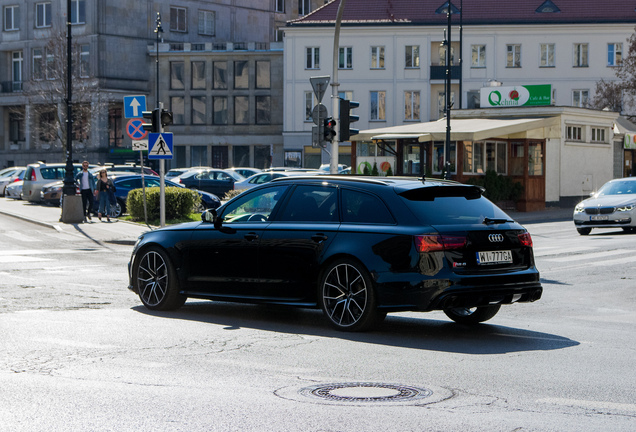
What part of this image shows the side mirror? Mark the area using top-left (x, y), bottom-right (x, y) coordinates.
top-left (201, 208), bottom-right (220, 227)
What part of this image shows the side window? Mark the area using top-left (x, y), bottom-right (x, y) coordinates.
top-left (278, 185), bottom-right (338, 222)
top-left (342, 189), bottom-right (394, 224)
top-left (216, 172), bottom-right (231, 181)
top-left (118, 179), bottom-right (142, 189)
top-left (145, 179), bottom-right (161, 187)
top-left (40, 168), bottom-right (57, 180)
top-left (195, 171), bottom-right (209, 180)
top-left (222, 185), bottom-right (288, 223)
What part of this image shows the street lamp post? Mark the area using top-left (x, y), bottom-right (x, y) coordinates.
top-left (444, 5), bottom-right (452, 180)
top-left (62, 0), bottom-right (75, 197)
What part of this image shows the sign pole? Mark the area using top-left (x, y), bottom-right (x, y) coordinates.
top-left (158, 102), bottom-right (165, 227)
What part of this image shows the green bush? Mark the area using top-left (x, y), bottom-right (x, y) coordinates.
top-left (223, 189), bottom-right (243, 201)
top-left (466, 170), bottom-right (523, 203)
top-left (127, 187), bottom-right (200, 220)
top-left (386, 165), bottom-right (393, 176)
top-left (371, 162), bottom-right (379, 176)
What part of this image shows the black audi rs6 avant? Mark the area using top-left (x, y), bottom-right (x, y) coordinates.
top-left (128, 176), bottom-right (542, 331)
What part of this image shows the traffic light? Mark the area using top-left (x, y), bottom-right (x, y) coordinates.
top-left (324, 117), bottom-right (337, 142)
top-left (142, 109), bottom-right (159, 133)
top-left (160, 109), bottom-right (173, 128)
top-left (339, 99), bottom-right (360, 141)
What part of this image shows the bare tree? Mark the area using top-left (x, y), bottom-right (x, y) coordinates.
top-left (16, 28), bottom-right (105, 154)
top-left (591, 27), bottom-right (636, 119)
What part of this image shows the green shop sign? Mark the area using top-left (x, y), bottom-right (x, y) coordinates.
top-left (480, 84), bottom-right (552, 108)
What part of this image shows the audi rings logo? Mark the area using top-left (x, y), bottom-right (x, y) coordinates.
top-left (488, 234), bottom-right (504, 243)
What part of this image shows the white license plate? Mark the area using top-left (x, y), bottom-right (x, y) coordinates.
top-left (590, 215), bottom-right (609, 221)
top-left (476, 250), bottom-right (512, 265)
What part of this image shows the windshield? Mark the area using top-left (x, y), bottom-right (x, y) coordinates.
top-left (597, 180), bottom-right (636, 196)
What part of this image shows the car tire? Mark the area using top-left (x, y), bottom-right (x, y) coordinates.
top-left (576, 228), bottom-right (592, 235)
top-left (318, 258), bottom-right (380, 332)
top-left (111, 199), bottom-right (124, 218)
top-left (443, 305), bottom-right (501, 325)
top-left (133, 246), bottom-right (186, 311)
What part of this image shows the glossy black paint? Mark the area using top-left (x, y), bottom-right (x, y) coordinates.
top-left (129, 177), bottom-right (542, 314)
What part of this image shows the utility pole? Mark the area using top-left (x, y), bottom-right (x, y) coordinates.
top-left (445, 4), bottom-right (453, 180)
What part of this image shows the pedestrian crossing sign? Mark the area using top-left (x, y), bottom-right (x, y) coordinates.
top-left (148, 133), bottom-right (173, 160)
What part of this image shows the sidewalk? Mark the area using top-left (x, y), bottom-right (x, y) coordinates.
top-left (0, 197), bottom-right (150, 245)
top-left (0, 196), bottom-right (572, 246)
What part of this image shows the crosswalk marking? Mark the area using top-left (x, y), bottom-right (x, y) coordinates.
top-left (533, 246), bottom-right (595, 257)
top-left (1, 231), bottom-right (41, 243)
top-left (545, 249), bottom-right (631, 263)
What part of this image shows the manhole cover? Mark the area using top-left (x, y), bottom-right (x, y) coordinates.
top-left (276, 382), bottom-right (452, 406)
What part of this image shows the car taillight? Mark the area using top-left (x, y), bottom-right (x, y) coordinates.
top-left (518, 232), bottom-right (533, 247)
top-left (414, 235), bottom-right (467, 253)
top-left (30, 171), bottom-right (37, 181)
top-left (12, 178), bottom-right (20, 183)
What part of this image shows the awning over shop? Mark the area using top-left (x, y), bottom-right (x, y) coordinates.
top-left (353, 117), bottom-right (559, 142)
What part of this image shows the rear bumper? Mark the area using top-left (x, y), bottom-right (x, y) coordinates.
top-left (428, 283), bottom-right (543, 310)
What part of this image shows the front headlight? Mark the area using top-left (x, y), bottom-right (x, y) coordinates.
top-left (616, 204), bottom-right (635, 212)
top-left (574, 203), bottom-right (585, 213)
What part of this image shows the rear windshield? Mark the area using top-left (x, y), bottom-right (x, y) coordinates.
top-left (399, 186), bottom-right (510, 225)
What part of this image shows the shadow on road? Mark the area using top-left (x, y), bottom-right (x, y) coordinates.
top-left (132, 301), bottom-right (579, 355)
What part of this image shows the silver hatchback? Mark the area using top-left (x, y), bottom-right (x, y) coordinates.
top-left (22, 162), bottom-right (97, 202)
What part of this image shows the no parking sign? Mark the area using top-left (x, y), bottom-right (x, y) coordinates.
top-left (126, 118), bottom-right (148, 140)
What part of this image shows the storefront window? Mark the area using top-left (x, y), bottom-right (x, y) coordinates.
top-left (357, 142), bottom-right (376, 157)
top-left (433, 141), bottom-right (456, 174)
top-left (403, 144), bottom-right (422, 175)
top-left (510, 142), bottom-right (524, 175)
top-left (285, 151), bottom-right (302, 167)
top-left (528, 143), bottom-right (543, 175)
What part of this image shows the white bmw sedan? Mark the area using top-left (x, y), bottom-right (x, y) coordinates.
top-left (573, 177), bottom-right (636, 235)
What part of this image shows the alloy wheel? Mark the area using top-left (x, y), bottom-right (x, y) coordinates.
top-left (322, 262), bottom-right (369, 329)
top-left (137, 250), bottom-right (168, 307)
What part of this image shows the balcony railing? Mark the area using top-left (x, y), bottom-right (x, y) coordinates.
top-left (1, 81), bottom-right (23, 93)
top-left (430, 65), bottom-right (462, 81)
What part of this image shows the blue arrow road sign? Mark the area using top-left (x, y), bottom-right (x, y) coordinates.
top-left (124, 95), bottom-right (147, 119)
top-left (148, 133), bottom-right (174, 160)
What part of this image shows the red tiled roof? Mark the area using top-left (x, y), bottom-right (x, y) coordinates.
top-left (288, 0), bottom-right (636, 26)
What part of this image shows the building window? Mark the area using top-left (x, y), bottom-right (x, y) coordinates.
top-left (213, 96), bottom-right (228, 124)
top-left (574, 43), bottom-right (588, 67)
top-left (192, 96), bottom-right (206, 124)
top-left (35, 2), bottom-right (51, 28)
top-left (591, 127), bottom-right (607, 143)
top-left (439, 45), bottom-right (455, 66)
top-left (71, 107), bottom-right (89, 142)
top-left (371, 46), bottom-right (385, 69)
top-left (405, 45), bottom-right (420, 68)
top-left (464, 141), bottom-right (507, 175)
top-left (506, 44), bottom-right (521, 68)
top-left (171, 96), bottom-right (185, 125)
top-left (45, 48), bottom-right (54, 80)
top-left (339, 47), bottom-right (353, 69)
top-left (275, 27), bottom-right (284, 42)
top-left (191, 61), bottom-right (205, 89)
top-left (306, 47), bottom-right (319, 69)
top-left (213, 61), bottom-right (227, 89)
top-left (12, 51), bottom-right (22, 90)
top-left (471, 44), bottom-right (486, 67)
top-left (108, 108), bottom-right (123, 148)
top-left (276, 0), bottom-right (285, 13)
top-left (79, 44), bottom-right (89, 77)
top-left (38, 110), bottom-right (56, 142)
top-left (4, 5), bottom-right (19, 31)
top-left (234, 96), bottom-right (249, 124)
top-left (170, 7), bottom-right (187, 32)
top-left (370, 91), bottom-right (386, 121)
top-left (404, 91), bottom-right (420, 121)
top-left (70, 0), bottom-right (85, 25)
top-left (234, 61), bottom-right (248, 89)
top-left (572, 89), bottom-right (589, 107)
top-left (9, 112), bottom-right (25, 142)
top-left (528, 143), bottom-right (543, 175)
top-left (305, 91), bottom-right (316, 122)
top-left (32, 48), bottom-right (43, 80)
top-left (191, 146), bottom-right (208, 167)
top-left (540, 43), bottom-right (555, 67)
top-left (256, 61), bottom-right (270, 89)
top-left (608, 43), bottom-right (622, 67)
top-left (566, 125), bottom-right (583, 141)
top-left (256, 96), bottom-right (271, 124)
top-left (438, 92), bottom-right (455, 119)
top-left (299, 0), bottom-right (310, 15)
top-left (170, 62), bottom-right (185, 89)
top-left (198, 10), bottom-right (214, 36)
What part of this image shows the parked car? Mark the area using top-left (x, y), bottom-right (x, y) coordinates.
top-left (5, 180), bottom-right (23, 200)
top-left (128, 176), bottom-right (542, 332)
top-left (573, 177), bottom-right (636, 235)
top-left (40, 180), bottom-right (79, 206)
top-left (173, 168), bottom-right (245, 197)
top-left (165, 167), bottom-right (210, 179)
top-left (22, 162), bottom-right (97, 203)
top-left (0, 167), bottom-right (26, 196)
top-left (93, 164), bottom-right (158, 176)
top-left (94, 174), bottom-right (221, 217)
top-left (318, 164), bottom-right (349, 174)
top-left (226, 167), bottom-right (262, 178)
top-left (233, 170), bottom-right (321, 191)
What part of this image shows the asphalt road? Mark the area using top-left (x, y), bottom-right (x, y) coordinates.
top-left (0, 214), bottom-right (634, 431)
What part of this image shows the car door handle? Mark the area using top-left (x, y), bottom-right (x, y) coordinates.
top-left (311, 233), bottom-right (328, 243)
top-left (244, 232), bottom-right (259, 241)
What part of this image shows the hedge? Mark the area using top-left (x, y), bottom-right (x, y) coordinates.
top-left (127, 187), bottom-right (200, 220)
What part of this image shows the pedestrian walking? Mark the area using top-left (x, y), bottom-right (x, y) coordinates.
top-left (74, 160), bottom-right (95, 222)
top-left (95, 169), bottom-right (115, 222)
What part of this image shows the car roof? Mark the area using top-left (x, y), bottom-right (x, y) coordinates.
top-left (270, 175), bottom-right (466, 190)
